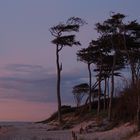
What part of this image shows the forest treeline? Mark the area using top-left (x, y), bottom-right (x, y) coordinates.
top-left (50, 13), bottom-right (140, 130)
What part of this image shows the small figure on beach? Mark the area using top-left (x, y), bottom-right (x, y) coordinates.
top-left (72, 131), bottom-right (77, 140)
top-left (79, 126), bottom-right (84, 134)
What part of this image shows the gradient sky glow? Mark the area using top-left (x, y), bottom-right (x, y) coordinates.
top-left (0, 0), bottom-right (140, 121)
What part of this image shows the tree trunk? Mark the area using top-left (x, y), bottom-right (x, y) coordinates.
top-left (137, 95), bottom-right (140, 131)
top-left (122, 30), bottom-right (136, 86)
top-left (97, 78), bottom-right (101, 115)
top-left (97, 66), bottom-right (102, 116)
top-left (107, 77), bottom-right (110, 110)
top-left (108, 53), bottom-right (116, 121)
top-left (88, 63), bottom-right (92, 111)
top-left (131, 66), bottom-right (135, 85)
top-left (56, 45), bottom-right (62, 124)
top-left (104, 77), bottom-right (107, 111)
top-left (136, 79), bottom-right (140, 131)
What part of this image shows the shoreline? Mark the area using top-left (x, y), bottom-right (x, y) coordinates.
top-left (0, 121), bottom-right (139, 140)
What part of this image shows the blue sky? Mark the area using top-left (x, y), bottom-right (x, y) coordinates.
top-left (0, 0), bottom-right (139, 121)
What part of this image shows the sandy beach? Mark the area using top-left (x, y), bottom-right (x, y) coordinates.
top-left (0, 122), bottom-right (139, 140)
top-left (0, 123), bottom-right (72, 140)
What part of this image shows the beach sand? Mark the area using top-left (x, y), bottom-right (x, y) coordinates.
top-left (0, 122), bottom-right (138, 140)
top-left (0, 123), bottom-right (72, 140)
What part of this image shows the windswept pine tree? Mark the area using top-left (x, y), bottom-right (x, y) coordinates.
top-left (72, 83), bottom-right (89, 107)
top-left (77, 43), bottom-right (100, 111)
top-left (50, 17), bottom-right (86, 124)
top-left (95, 13), bottom-right (127, 120)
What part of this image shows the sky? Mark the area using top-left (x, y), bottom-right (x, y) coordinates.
top-left (0, 0), bottom-right (140, 121)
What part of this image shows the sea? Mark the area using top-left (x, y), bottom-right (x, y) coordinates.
top-left (0, 121), bottom-right (32, 126)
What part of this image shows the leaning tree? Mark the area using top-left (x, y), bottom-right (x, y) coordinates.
top-left (50, 17), bottom-right (85, 123)
top-left (77, 43), bottom-right (100, 111)
top-left (72, 83), bottom-right (89, 107)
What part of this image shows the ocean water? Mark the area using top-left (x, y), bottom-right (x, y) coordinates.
top-left (0, 121), bottom-right (32, 126)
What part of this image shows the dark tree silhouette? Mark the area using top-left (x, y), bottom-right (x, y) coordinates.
top-left (77, 44), bottom-right (99, 111)
top-left (115, 17), bottom-right (140, 129)
top-left (88, 40), bottom-right (103, 115)
top-left (50, 17), bottom-right (85, 124)
top-left (72, 83), bottom-right (89, 107)
top-left (125, 21), bottom-right (140, 130)
top-left (95, 13), bottom-right (126, 120)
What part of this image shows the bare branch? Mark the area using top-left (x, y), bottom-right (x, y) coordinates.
top-left (58, 45), bottom-right (63, 52)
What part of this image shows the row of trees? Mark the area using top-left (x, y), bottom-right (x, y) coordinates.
top-left (50, 13), bottom-right (140, 127)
